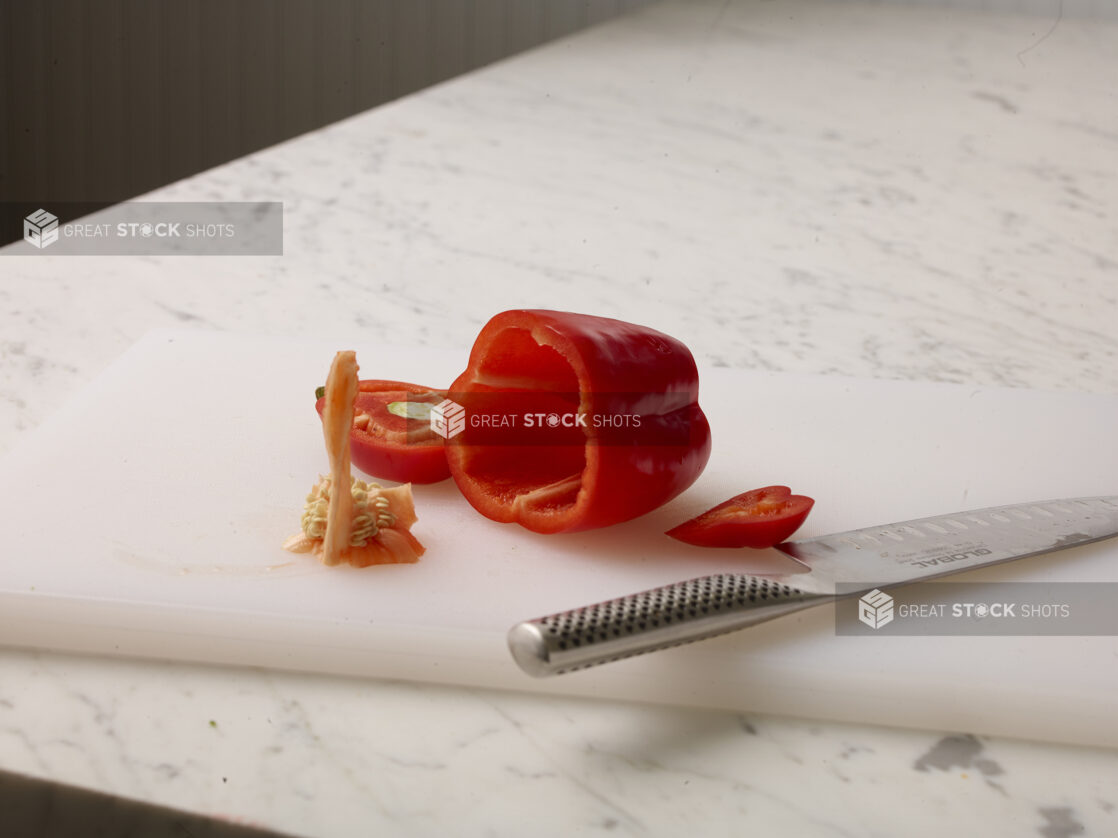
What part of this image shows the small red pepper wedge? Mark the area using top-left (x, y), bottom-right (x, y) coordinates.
top-left (666, 486), bottom-right (815, 549)
top-left (315, 379), bottom-right (450, 484)
top-left (444, 310), bottom-right (712, 533)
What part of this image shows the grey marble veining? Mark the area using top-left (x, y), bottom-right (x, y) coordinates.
top-left (2, 649), bottom-right (1117, 837)
top-left (1, 0), bottom-right (1117, 835)
top-left (2, 0), bottom-right (1116, 456)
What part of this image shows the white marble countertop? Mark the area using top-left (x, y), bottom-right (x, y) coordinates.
top-left (2, 0), bottom-right (1117, 834)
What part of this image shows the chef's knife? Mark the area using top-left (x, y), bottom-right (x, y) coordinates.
top-left (508, 496), bottom-right (1118, 677)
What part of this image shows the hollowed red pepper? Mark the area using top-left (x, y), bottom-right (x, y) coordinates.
top-left (444, 310), bottom-right (712, 533)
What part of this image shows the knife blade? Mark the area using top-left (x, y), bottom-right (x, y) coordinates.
top-left (508, 496), bottom-right (1118, 677)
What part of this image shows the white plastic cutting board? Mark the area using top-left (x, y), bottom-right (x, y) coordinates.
top-left (1, 330), bottom-right (1116, 746)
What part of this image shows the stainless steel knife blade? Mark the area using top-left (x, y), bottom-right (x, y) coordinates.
top-left (774, 496), bottom-right (1118, 591)
top-left (508, 496), bottom-right (1118, 677)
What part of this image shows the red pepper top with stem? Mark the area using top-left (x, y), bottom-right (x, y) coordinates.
top-left (444, 310), bottom-right (712, 533)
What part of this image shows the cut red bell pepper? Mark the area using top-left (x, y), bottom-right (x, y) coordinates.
top-left (315, 379), bottom-right (450, 484)
top-left (666, 486), bottom-right (814, 548)
top-left (444, 310), bottom-right (712, 533)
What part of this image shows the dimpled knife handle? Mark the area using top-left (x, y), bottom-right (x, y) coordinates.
top-left (507, 573), bottom-right (830, 677)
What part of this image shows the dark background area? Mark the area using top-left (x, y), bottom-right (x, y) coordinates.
top-left (0, 0), bottom-right (650, 245)
top-left (1, 767), bottom-right (292, 838)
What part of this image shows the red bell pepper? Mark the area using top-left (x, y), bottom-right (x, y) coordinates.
top-left (666, 486), bottom-right (814, 548)
top-left (444, 310), bottom-right (712, 533)
top-left (315, 380), bottom-right (450, 484)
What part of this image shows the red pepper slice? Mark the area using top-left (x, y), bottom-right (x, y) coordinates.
top-left (315, 380), bottom-right (450, 484)
top-left (444, 310), bottom-right (712, 533)
top-left (666, 486), bottom-right (814, 548)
